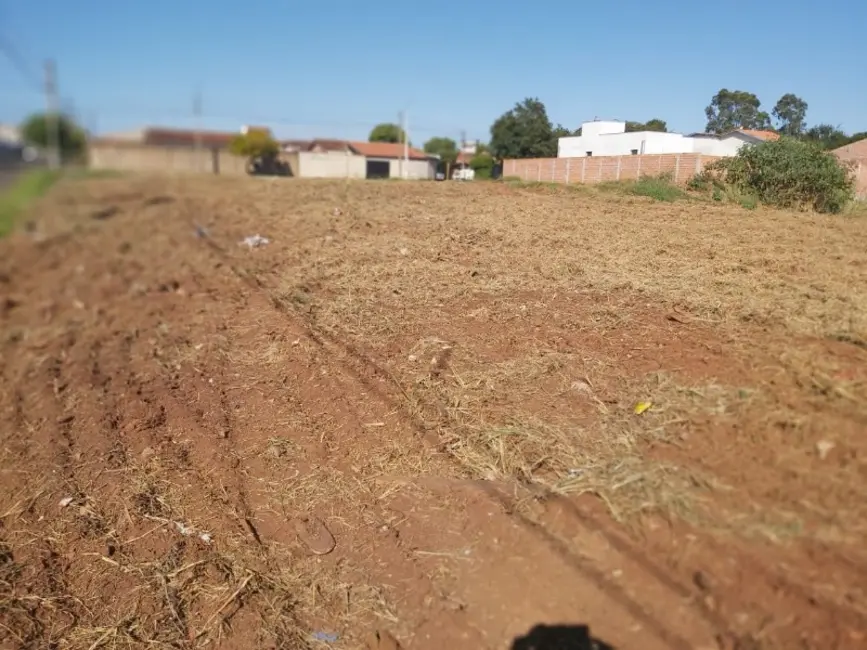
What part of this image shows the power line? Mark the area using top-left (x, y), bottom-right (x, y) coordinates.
top-left (0, 33), bottom-right (42, 92)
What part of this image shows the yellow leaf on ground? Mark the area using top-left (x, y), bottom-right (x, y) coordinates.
top-left (634, 401), bottom-right (653, 415)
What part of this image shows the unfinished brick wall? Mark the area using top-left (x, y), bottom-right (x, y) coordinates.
top-left (502, 153), bottom-right (721, 185)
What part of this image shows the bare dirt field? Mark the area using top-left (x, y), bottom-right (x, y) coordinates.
top-left (1, 175), bottom-right (866, 650)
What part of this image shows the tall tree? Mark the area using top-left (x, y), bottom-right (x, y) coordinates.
top-left (704, 89), bottom-right (772, 134)
top-left (423, 136), bottom-right (458, 165)
top-left (369, 123), bottom-right (406, 144)
top-left (772, 94), bottom-right (808, 136)
top-left (625, 119), bottom-right (668, 133)
top-left (489, 98), bottom-right (560, 159)
top-left (552, 123), bottom-right (573, 139)
top-left (20, 112), bottom-right (87, 160)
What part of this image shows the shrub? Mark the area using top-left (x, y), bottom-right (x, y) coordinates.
top-left (628, 173), bottom-right (685, 202)
top-left (598, 173), bottom-right (685, 202)
top-left (700, 138), bottom-right (854, 213)
top-left (469, 153), bottom-right (494, 180)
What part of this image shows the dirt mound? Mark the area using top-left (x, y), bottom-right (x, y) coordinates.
top-left (1, 175), bottom-right (865, 649)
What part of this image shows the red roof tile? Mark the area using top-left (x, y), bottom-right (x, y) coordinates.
top-left (349, 141), bottom-right (430, 160)
top-left (737, 129), bottom-right (780, 142)
top-left (143, 128), bottom-right (237, 148)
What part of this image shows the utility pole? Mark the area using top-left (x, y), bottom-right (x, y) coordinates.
top-left (193, 90), bottom-right (203, 172)
top-left (397, 110), bottom-right (404, 179)
top-left (44, 59), bottom-right (61, 169)
top-left (402, 110), bottom-right (409, 179)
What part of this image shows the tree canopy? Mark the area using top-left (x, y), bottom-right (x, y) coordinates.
top-left (423, 136), bottom-right (458, 164)
top-left (704, 89), bottom-right (771, 134)
top-left (229, 130), bottom-right (279, 159)
top-left (369, 123), bottom-right (406, 144)
top-left (489, 98), bottom-right (563, 159)
top-left (20, 112), bottom-right (87, 160)
top-left (625, 119), bottom-right (668, 133)
top-left (772, 94), bottom-right (808, 136)
top-left (803, 124), bottom-right (853, 151)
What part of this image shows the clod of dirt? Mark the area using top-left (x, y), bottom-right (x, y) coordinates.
top-left (429, 346), bottom-right (453, 377)
top-left (91, 206), bottom-right (120, 221)
top-left (364, 629), bottom-right (402, 650)
top-left (157, 280), bottom-right (181, 293)
top-left (143, 195), bottom-right (174, 207)
top-left (1, 296), bottom-right (20, 314)
top-left (293, 516), bottom-right (335, 555)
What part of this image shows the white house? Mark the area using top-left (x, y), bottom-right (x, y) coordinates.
top-left (557, 120), bottom-right (779, 158)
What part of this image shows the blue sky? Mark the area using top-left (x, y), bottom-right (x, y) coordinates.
top-left (2, 0), bottom-right (865, 144)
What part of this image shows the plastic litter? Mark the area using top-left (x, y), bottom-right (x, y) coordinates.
top-left (311, 631), bottom-right (339, 643)
top-left (240, 234), bottom-right (270, 249)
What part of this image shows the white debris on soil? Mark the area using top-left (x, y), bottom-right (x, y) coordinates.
top-left (240, 234), bottom-right (270, 249)
top-left (59, 496), bottom-right (75, 507)
top-left (174, 520), bottom-right (213, 544)
top-left (816, 440), bottom-right (835, 460)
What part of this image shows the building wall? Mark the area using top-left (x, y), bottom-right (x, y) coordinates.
top-left (580, 121), bottom-right (626, 137)
top-left (386, 158), bottom-right (436, 179)
top-left (690, 136), bottom-right (745, 157)
top-left (89, 143), bottom-right (251, 175)
top-left (834, 139), bottom-right (867, 160)
top-left (504, 153), bottom-right (720, 185)
top-left (89, 142), bottom-right (301, 176)
top-left (559, 131), bottom-right (694, 158)
top-left (560, 130), bottom-right (757, 159)
top-left (832, 140), bottom-right (867, 199)
top-left (297, 151), bottom-right (366, 178)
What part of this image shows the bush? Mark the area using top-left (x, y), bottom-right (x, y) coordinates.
top-left (628, 173), bottom-right (685, 202)
top-left (469, 153), bottom-right (494, 180)
top-left (598, 173), bottom-right (685, 202)
top-left (699, 138), bottom-right (854, 213)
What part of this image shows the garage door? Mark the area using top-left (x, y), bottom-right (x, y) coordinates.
top-left (366, 160), bottom-right (390, 179)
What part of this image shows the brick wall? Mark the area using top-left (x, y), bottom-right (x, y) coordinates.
top-left (502, 153), bottom-right (721, 185)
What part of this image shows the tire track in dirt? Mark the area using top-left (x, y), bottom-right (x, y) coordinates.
top-left (196, 213), bottom-right (867, 649)
top-left (157, 222), bottom-right (498, 647)
top-left (187, 224), bottom-right (725, 650)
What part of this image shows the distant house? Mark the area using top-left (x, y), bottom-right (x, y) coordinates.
top-left (557, 120), bottom-right (779, 158)
top-left (348, 141), bottom-right (436, 179)
top-left (90, 125), bottom-right (437, 179)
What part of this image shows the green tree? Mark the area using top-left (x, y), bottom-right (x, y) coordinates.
top-left (20, 112), bottom-right (87, 161)
top-left (772, 94), bottom-right (808, 136)
top-left (803, 124), bottom-right (851, 150)
top-left (469, 152), bottom-right (495, 179)
top-left (423, 136), bottom-right (458, 165)
top-left (369, 123), bottom-right (406, 144)
top-left (625, 119), bottom-right (668, 133)
top-left (229, 130), bottom-right (279, 159)
top-left (489, 98), bottom-right (561, 159)
top-left (704, 89), bottom-right (772, 134)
